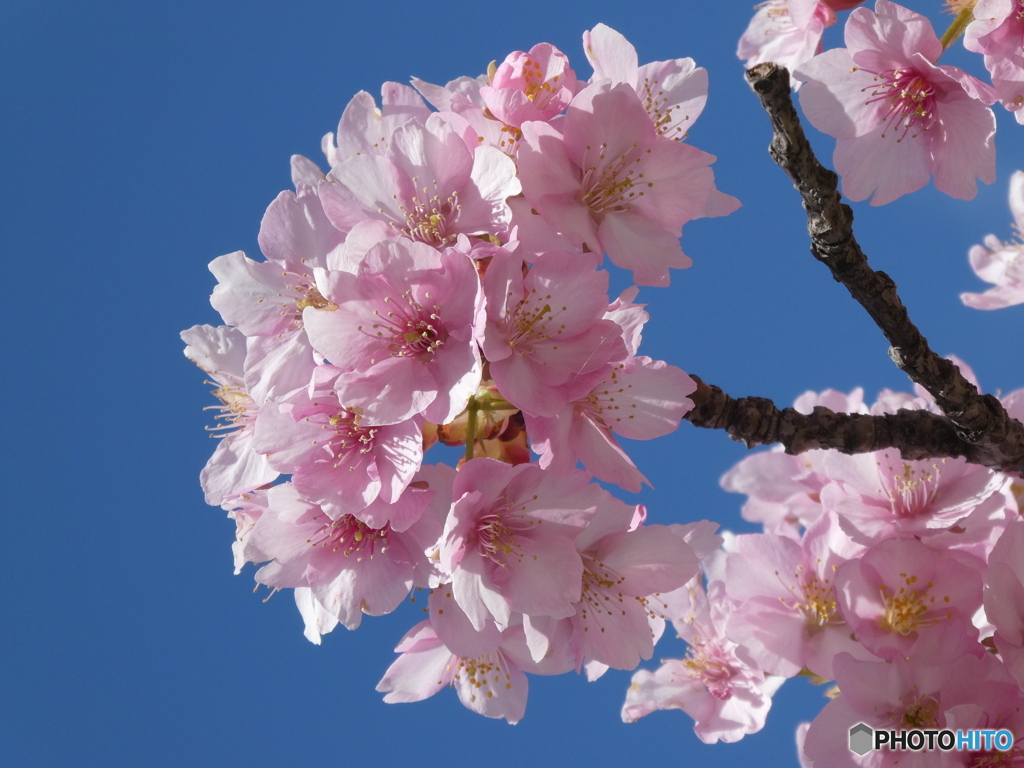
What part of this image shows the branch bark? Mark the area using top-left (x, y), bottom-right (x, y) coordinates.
top-left (683, 375), bottom-right (1005, 466)
top-left (732, 61), bottom-right (1024, 474)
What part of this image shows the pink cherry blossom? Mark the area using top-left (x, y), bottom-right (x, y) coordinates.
top-left (518, 500), bottom-right (701, 674)
top-left (321, 82), bottom-right (432, 167)
top-left (246, 482), bottom-right (441, 631)
top-left (411, 74), bottom-right (488, 113)
top-left (181, 324), bottom-right (277, 506)
top-left (583, 23), bottom-right (709, 141)
top-left (568, 500), bottom-right (699, 670)
top-left (479, 43), bottom-right (577, 128)
top-left (517, 80), bottom-right (739, 287)
top-left (984, 520), bottom-right (1024, 688)
top-left (804, 651), bottom-right (1018, 767)
top-left (377, 618), bottom-right (565, 724)
top-left (303, 237), bottom-right (483, 426)
top-left (819, 446), bottom-right (1009, 545)
top-left (720, 447), bottom-right (832, 537)
top-left (525, 355), bottom-right (696, 492)
top-left (424, 82), bottom-right (530, 160)
top-left (481, 250), bottom-right (626, 417)
top-left (961, 170), bottom-right (1024, 309)
top-left (795, 0), bottom-right (997, 206)
top-left (722, 512), bottom-right (869, 680)
top-left (719, 389), bottom-right (865, 537)
top-left (622, 581), bottom-right (784, 743)
top-left (252, 366), bottom-right (424, 528)
top-left (208, 184), bottom-right (344, 404)
top-left (738, 0), bottom-right (838, 78)
top-left (964, 0), bottom-right (1024, 124)
top-left (437, 459), bottom-right (603, 631)
top-left (319, 113), bottom-right (520, 246)
top-left (834, 537), bottom-right (984, 660)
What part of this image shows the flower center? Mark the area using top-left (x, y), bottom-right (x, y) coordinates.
top-left (295, 285), bottom-right (336, 312)
top-left (394, 180), bottom-right (461, 245)
top-left (507, 288), bottom-right (571, 354)
top-left (320, 407), bottom-right (379, 469)
top-left (363, 289), bottom-right (447, 362)
top-left (796, 572), bottom-right (839, 629)
top-left (860, 67), bottom-right (937, 140)
top-left (576, 557), bottom-right (632, 632)
top-left (474, 496), bottom-right (533, 566)
top-left (877, 455), bottom-right (945, 519)
top-left (477, 511), bottom-right (521, 565)
top-left (683, 641), bottom-right (738, 700)
top-left (878, 573), bottom-right (951, 636)
top-left (519, 57), bottom-right (554, 104)
top-left (756, 0), bottom-right (793, 33)
top-left (306, 514), bottom-right (390, 558)
top-left (578, 142), bottom-right (652, 216)
top-left (205, 384), bottom-right (256, 438)
top-left (969, 744), bottom-right (1024, 767)
top-left (892, 693), bottom-right (940, 730)
top-left (279, 269), bottom-right (337, 329)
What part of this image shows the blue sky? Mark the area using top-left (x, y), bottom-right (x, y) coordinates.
top-left (4, 1), bottom-right (1023, 766)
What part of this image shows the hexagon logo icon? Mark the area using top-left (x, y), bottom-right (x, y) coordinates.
top-left (849, 722), bottom-right (874, 756)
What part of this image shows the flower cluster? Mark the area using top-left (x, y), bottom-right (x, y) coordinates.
top-left (183, 2), bottom-right (1024, 757)
top-left (624, 374), bottom-right (1024, 764)
top-left (183, 26), bottom-right (735, 722)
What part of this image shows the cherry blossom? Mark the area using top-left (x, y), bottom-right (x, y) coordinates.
top-left (804, 651), bottom-right (1020, 767)
top-left (818, 448), bottom-right (1008, 545)
top-left (437, 459), bottom-right (601, 630)
top-left (984, 520), bottom-right (1024, 688)
top-left (479, 43), bottom-right (577, 128)
top-left (319, 112), bottom-right (520, 245)
top-left (221, 488), bottom-right (269, 575)
top-left (584, 23), bottom-right (709, 141)
top-left (964, 0), bottom-right (1024, 124)
top-left (252, 366), bottom-right (425, 527)
top-left (321, 82), bottom-right (432, 167)
top-left (377, 618), bottom-right (566, 723)
top-left (208, 184), bottom-right (344, 403)
top-left (525, 355), bottom-right (696, 492)
top-left (481, 250), bottom-right (626, 417)
top-left (302, 237), bottom-right (483, 426)
top-left (566, 500), bottom-right (699, 670)
top-left (181, 324), bottom-right (277, 505)
top-left (834, 537), bottom-right (984, 660)
top-left (738, 0), bottom-right (838, 77)
top-left (961, 169), bottom-right (1024, 309)
top-left (181, 19), bottom-right (1024, 755)
top-left (795, 0), bottom-right (997, 205)
top-left (245, 482), bottom-right (441, 631)
top-left (622, 581), bottom-right (785, 743)
top-left (721, 512), bottom-right (869, 680)
top-left (517, 80), bottom-right (739, 286)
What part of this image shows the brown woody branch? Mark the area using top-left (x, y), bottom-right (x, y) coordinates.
top-left (684, 375), bottom-right (991, 465)
top-left (727, 62), bottom-right (1024, 474)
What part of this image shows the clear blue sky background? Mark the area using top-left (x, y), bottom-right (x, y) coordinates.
top-left (4, 2), bottom-right (1023, 766)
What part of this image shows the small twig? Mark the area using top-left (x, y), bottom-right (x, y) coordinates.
top-left (739, 62), bottom-right (1024, 474)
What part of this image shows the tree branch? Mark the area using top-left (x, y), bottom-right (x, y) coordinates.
top-left (740, 61), bottom-right (1024, 474)
top-left (683, 375), bottom-right (1000, 465)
